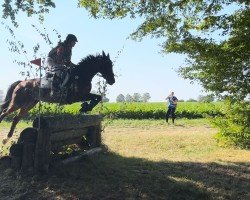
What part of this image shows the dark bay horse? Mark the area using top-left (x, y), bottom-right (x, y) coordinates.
top-left (0, 51), bottom-right (115, 144)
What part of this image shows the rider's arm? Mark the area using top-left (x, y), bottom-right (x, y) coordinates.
top-left (173, 97), bottom-right (178, 105)
top-left (56, 46), bottom-right (65, 64)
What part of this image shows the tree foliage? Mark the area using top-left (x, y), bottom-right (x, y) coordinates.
top-left (118, 93), bottom-right (151, 102)
top-left (125, 94), bottom-right (133, 102)
top-left (214, 101), bottom-right (250, 149)
top-left (116, 94), bottom-right (125, 102)
top-left (79, 0), bottom-right (250, 100)
top-left (142, 92), bottom-right (151, 102)
top-left (132, 93), bottom-right (142, 102)
top-left (198, 94), bottom-right (214, 103)
top-left (2, 1), bottom-right (249, 98)
top-left (2, 0), bottom-right (55, 27)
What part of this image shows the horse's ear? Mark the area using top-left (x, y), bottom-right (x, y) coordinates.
top-left (102, 51), bottom-right (106, 57)
top-left (107, 53), bottom-right (110, 58)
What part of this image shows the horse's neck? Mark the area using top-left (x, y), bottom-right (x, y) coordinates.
top-left (77, 64), bottom-right (99, 82)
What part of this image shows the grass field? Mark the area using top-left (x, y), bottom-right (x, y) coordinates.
top-left (0, 119), bottom-right (249, 199)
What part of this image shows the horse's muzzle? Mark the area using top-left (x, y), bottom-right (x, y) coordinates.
top-left (107, 77), bottom-right (115, 85)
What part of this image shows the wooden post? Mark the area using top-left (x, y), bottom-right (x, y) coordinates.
top-left (10, 143), bottom-right (23, 170)
top-left (0, 156), bottom-right (11, 169)
top-left (86, 126), bottom-right (97, 148)
top-left (86, 123), bottom-right (102, 148)
top-left (21, 143), bottom-right (36, 172)
top-left (34, 129), bottom-right (51, 174)
top-left (95, 123), bottom-right (102, 147)
top-left (18, 128), bottom-right (38, 172)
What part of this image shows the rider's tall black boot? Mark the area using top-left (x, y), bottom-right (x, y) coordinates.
top-left (60, 73), bottom-right (70, 90)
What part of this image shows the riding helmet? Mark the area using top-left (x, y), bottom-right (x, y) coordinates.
top-left (66, 34), bottom-right (78, 43)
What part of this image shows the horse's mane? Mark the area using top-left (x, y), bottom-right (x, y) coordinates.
top-left (77, 54), bottom-right (103, 67)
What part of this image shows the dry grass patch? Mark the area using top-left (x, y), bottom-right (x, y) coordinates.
top-left (0, 119), bottom-right (249, 200)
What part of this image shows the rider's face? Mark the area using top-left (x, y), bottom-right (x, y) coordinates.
top-left (70, 41), bottom-right (76, 48)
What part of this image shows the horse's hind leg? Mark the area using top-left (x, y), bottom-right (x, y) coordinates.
top-left (1, 104), bottom-right (19, 144)
top-left (3, 101), bottom-right (38, 144)
top-left (0, 100), bottom-right (9, 116)
top-left (0, 86), bottom-right (21, 123)
top-left (0, 102), bottom-right (17, 123)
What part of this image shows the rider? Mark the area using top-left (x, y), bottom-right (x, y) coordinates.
top-left (47, 34), bottom-right (78, 95)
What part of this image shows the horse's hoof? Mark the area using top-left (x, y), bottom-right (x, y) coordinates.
top-left (79, 107), bottom-right (88, 113)
top-left (2, 138), bottom-right (9, 145)
top-left (80, 102), bottom-right (90, 113)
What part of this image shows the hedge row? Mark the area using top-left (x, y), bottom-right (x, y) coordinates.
top-left (91, 102), bottom-right (224, 119)
top-left (3, 102), bottom-right (225, 121)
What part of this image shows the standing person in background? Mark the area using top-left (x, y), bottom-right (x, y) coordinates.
top-left (165, 91), bottom-right (178, 124)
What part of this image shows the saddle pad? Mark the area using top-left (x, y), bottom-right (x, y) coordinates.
top-left (40, 75), bottom-right (53, 89)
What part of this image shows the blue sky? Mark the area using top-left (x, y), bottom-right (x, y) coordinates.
top-left (0, 0), bottom-right (205, 102)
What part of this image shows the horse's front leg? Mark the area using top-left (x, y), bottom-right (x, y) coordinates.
top-left (80, 93), bottom-right (102, 113)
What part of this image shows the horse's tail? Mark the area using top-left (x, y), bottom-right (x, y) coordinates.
top-left (0, 81), bottom-right (21, 114)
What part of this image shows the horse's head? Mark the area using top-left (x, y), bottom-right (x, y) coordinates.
top-left (99, 51), bottom-right (115, 85)
top-left (75, 51), bottom-right (115, 85)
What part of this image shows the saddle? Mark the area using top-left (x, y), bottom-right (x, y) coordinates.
top-left (40, 73), bottom-right (53, 89)
top-left (40, 72), bottom-right (68, 90)
top-left (40, 72), bottom-right (77, 104)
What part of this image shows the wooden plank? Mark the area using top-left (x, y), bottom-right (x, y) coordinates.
top-left (50, 128), bottom-right (88, 142)
top-left (61, 147), bottom-right (103, 165)
top-left (33, 115), bottom-right (102, 130)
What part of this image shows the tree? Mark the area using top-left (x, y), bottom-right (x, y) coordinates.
top-left (186, 98), bottom-right (197, 102)
top-left (125, 94), bottom-right (133, 102)
top-left (198, 95), bottom-right (215, 103)
top-left (142, 92), bottom-right (151, 102)
top-left (116, 94), bottom-right (125, 102)
top-left (2, 0), bottom-right (55, 27)
top-left (132, 93), bottom-right (141, 102)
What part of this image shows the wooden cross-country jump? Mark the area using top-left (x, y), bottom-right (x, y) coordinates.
top-left (4, 114), bottom-right (103, 173)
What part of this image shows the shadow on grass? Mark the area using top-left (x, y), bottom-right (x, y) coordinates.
top-left (0, 152), bottom-right (249, 200)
